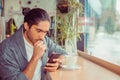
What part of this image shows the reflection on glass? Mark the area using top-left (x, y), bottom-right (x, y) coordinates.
top-left (85, 0), bottom-right (120, 66)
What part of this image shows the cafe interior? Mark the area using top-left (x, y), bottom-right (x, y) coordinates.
top-left (0, 0), bottom-right (120, 80)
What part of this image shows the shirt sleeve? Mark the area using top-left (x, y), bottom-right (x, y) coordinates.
top-left (45, 36), bottom-right (68, 57)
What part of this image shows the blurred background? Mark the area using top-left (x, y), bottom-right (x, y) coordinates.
top-left (0, 0), bottom-right (120, 67)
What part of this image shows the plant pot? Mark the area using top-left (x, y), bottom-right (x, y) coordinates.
top-left (57, 1), bottom-right (69, 13)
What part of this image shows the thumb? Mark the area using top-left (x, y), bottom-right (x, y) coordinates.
top-left (52, 52), bottom-right (56, 54)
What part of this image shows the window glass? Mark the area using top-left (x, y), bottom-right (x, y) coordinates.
top-left (85, 0), bottom-right (120, 66)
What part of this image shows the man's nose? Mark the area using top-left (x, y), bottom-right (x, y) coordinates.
top-left (39, 33), bottom-right (46, 39)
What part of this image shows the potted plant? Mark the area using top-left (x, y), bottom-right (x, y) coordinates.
top-left (56, 0), bottom-right (83, 55)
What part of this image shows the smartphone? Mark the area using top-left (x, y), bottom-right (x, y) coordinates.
top-left (48, 54), bottom-right (61, 63)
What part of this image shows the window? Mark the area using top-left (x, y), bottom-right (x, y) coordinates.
top-left (85, 0), bottom-right (120, 66)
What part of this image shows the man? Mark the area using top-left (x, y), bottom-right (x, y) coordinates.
top-left (0, 8), bottom-right (67, 80)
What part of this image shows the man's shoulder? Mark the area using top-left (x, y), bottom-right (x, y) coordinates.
top-left (0, 26), bottom-right (23, 48)
top-left (0, 38), bottom-right (11, 46)
top-left (0, 34), bottom-right (19, 52)
top-left (1, 35), bottom-right (16, 45)
top-left (0, 38), bottom-right (12, 51)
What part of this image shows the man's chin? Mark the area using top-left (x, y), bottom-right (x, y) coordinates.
top-left (32, 41), bottom-right (37, 45)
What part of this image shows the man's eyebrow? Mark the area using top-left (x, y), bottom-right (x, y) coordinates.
top-left (36, 28), bottom-right (48, 32)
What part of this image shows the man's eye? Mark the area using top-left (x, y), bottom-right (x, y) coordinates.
top-left (37, 30), bottom-right (42, 32)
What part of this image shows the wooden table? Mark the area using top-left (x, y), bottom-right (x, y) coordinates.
top-left (49, 56), bottom-right (120, 80)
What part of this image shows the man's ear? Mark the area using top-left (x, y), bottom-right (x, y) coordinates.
top-left (24, 22), bottom-right (29, 30)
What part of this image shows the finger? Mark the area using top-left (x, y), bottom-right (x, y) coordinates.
top-left (34, 40), bottom-right (43, 47)
top-left (52, 52), bottom-right (56, 54)
top-left (44, 66), bottom-right (57, 69)
top-left (46, 62), bottom-right (59, 67)
top-left (34, 41), bottom-right (40, 46)
top-left (44, 66), bottom-right (58, 71)
top-left (36, 42), bottom-right (45, 49)
top-left (39, 41), bottom-right (43, 44)
top-left (42, 44), bottom-right (46, 50)
top-left (44, 68), bottom-right (56, 72)
top-left (53, 58), bottom-right (60, 62)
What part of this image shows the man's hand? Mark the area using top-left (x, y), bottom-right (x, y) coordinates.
top-left (23, 40), bottom-right (46, 80)
top-left (44, 58), bottom-right (61, 72)
top-left (32, 40), bottom-right (46, 61)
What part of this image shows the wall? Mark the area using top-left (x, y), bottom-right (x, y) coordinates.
top-left (4, 0), bottom-right (56, 28)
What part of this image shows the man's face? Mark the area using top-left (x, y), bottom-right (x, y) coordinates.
top-left (24, 21), bottom-right (50, 45)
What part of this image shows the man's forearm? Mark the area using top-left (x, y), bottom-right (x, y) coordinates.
top-left (23, 58), bottom-right (39, 80)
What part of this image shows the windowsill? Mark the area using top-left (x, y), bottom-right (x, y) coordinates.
top-left (78, 50), bottom-right (120, 75)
